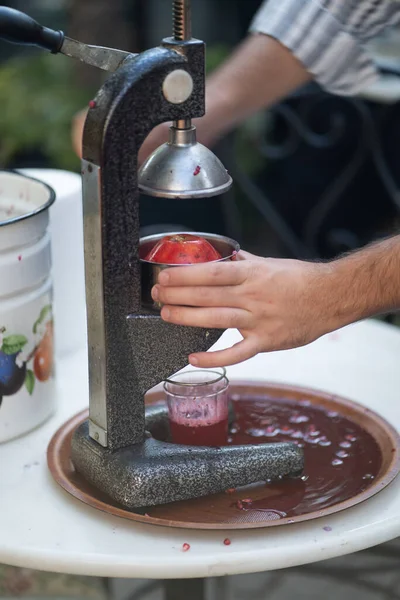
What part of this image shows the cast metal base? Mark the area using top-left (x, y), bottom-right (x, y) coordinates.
top-left (71, 405), bottom-right (304, 509)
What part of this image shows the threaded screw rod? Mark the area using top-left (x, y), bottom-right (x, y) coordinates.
top-left (172, 0), bottom-right (194, 131)
top-left (173, 0), bottom-right (192, 42)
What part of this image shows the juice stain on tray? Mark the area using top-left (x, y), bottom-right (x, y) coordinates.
top-left (225, 395), bottom-right (382, 518)
top-left (148, 394), bottom-right (382, 523)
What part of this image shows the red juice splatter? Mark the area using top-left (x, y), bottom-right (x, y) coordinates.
top-left (182, 543), bottom-right (190, 552)
top-left (169, 418), bottom-right (228, 447)
top-left (225, 395), bottom-right (382, 518)
top-left (149, 393), bottom-right (382, 522)
top-left (339, 441), bottom-right (352, 449)
top-left (17, 255), bottom-right (22, 261)
top-left (89, 100), bottom-right (97, 109)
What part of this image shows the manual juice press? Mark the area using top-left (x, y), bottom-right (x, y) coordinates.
top-left (0, 0), bottom-right (303, 508)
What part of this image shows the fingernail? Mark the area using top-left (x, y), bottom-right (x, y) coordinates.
top-left (162, 307), bottom-right (170, 320)
top-left (189, 356), bottom-right (198, 366)
top-left (159, 271), bottom-right (170, 285)
top-left (152, 285), bottom-right (159, 301)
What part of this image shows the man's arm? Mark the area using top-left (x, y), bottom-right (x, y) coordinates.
top-left (187, 35), bottom-right (310, 148)
top-left (321, 236), bottom-right (400, 331)
top-left (152, 235), bottom-right (400, 367)
top-left (197, 0), bottom-right (400, 145)
top-left (250, 0), bottom-right (400, 96)
top-left (200, 0), bottom-right (400, 147)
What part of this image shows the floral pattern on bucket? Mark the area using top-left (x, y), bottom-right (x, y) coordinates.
top-left (0, 305), bottom-right (53, 408)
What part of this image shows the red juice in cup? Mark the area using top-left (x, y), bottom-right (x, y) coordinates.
top-left (164, 368), bottom-right (229, 447)
top-left (169, 407), bottom-right (229, 446)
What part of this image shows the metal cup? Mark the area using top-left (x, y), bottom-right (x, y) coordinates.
top-left (139, 231), bottom-right (240, 310)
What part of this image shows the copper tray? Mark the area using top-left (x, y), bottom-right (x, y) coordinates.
top-left (47, 382), bottom-right (400, 530)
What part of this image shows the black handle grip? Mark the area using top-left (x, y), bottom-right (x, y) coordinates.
top-left (0, 7), bottom-right (64, 53)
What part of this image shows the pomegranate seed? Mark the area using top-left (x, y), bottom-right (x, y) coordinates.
top-left (241, 498), bottom-right (252, 504)
top-left (89, 100), bottom-right (96, 109)
top-left (193, 165), bottom-right (201, 176)
top-left (236, 500), bottom-right (243, 510)
top-left (182, 543), bottom-right (190, 552)
top-left (17, 255), bottom-right (22, 261)
top-left (225, 488), bottom-right (236, 494)
top-left (223, 538), bottom-right (231, 546)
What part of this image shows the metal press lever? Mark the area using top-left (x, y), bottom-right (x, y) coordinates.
top-left (0, 7), bottom-right (133, 72)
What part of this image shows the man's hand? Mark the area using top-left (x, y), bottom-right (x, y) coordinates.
top-left (151, 251), bottom-right (331, 368)
top-left (152, 236), bottom-right (400, 368)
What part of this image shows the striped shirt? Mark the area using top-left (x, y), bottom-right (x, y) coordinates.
top-left (249, 0), bottom-right (400, 95)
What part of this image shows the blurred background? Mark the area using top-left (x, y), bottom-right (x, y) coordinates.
top-left (0, 0), bottom-right (400, 261)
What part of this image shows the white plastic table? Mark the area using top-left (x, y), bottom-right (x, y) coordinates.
top-left (1, 320), bottom-right (400, 582)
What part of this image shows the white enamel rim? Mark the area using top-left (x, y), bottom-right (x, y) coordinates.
top-left (0, 170), bottom-right (55, 227)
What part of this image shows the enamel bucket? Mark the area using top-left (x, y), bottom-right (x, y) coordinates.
top-left (0, 171), bottom-right (56, 443)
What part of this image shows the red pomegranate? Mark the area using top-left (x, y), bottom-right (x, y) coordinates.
top-left (144, 234), bottom-right (222, 265)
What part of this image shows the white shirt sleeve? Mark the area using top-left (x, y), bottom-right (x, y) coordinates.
top-left (249, 0), bottom-right (400, 95)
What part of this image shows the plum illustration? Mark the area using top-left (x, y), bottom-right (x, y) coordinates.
top-left (0, 351), bottom-right (27, 406)
top-left (0, 317), bottom-right (53, 409)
